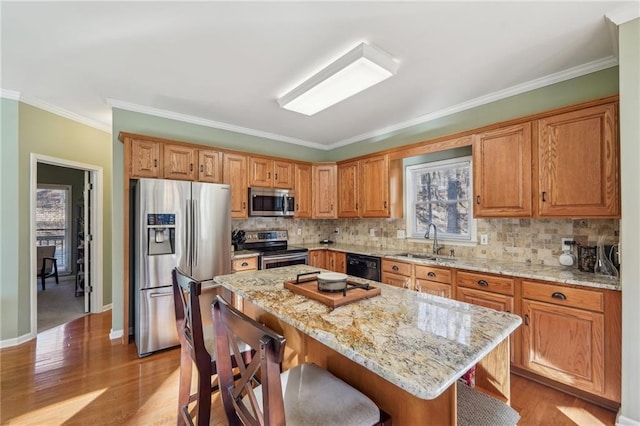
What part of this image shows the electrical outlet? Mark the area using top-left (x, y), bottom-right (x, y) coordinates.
top-left (397, 229), bottom-right (405, 239)
top-left (297, 228), bottom-right (301, 236)
top-left (334, 227), bottom-right (340, 235)
top-left (561, 238), bottom-right (573, 252)
top-left (480, 234), bottom-right (489, 245)
top-left (369, 228), bottom-right (376, 237)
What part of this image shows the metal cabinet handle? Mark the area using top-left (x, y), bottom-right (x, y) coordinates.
top-left (330, 204), bottom-right (334, 211)
top-left (190, 163), bottom-right (194, 171)
top-left (384, 201), bottom-right (387, 208)
top-left (154, 159), bottom-right (158, 167)
top-left (200, 164), bottom-right (204, 172)
top-left (542, 191), bottom-right (547, 202)
top-left (296, 203), bottom-right (299, 210)
top-left (392, 265), bottom-right (399, 271)
top-left (476, 195), bottom-right (480, 204)
top-left (275, 173), bottom-right (278, 180)
top-left (552, 292), bottom-right (567, 300)
top-left (355, 203), bottom-right (358, 210)
top-left (268, 172), bottom-right (271, 179)
top-left (242, 202), bottom-right (246, 210)
top-left (241, 261), bottom-right (248, 267)
top-left (427, 272), bottom-right (436, 278)
top-left (524, 314), bottom-right (529, 325)
top-left (477, 279), bottom-right (489, 287)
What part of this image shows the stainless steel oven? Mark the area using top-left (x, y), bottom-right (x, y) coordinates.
top-left (241, 229), bottom-right (308, 270)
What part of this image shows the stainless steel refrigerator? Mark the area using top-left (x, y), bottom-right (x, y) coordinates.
top-left (133, 178), bottom-right (231, 357)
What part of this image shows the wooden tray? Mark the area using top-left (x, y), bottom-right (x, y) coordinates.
top-left (284, 275), bottom-right (381, 308)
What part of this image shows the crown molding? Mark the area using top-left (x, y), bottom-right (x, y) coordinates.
top-left (106, 98), bottom-right (329, 151)
top-left (1, 89), bottom-right (20, 101)
top-left (328, 56), bottom-right (619, 149)
top-left (606, 4), bottom-right (640, 25)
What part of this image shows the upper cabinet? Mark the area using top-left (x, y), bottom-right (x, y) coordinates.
top-left (223, 153), bottom-right (248, 219)
top-left (164, 144), bottom-right (197, 181)
top-left (198, 149), bottom-right (222, 183)
top-left (312, 164), bottom-right (337, 218)
top-left (130, 139), bottom-right (161, 178)
top-left (337, 154), bottom-right (390, 218)
top-left (473, 123), bottom-right (532, 217)
top-left (536, 103), bottom-right (619, 218)
top-left (294, 163), bottom-right (312, 218)
top-left (248, 157), bottom-right (294, 189)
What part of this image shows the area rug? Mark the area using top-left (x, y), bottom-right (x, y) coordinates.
top-left (37, 275), bottom-right (86, 332)
top-left (457, 381), bottom-right (520, 426)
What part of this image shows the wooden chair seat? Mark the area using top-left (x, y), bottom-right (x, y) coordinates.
top-left (213, 295), bottom-right (389, 426)
top-left (172, 268), bottom-right (252, 426)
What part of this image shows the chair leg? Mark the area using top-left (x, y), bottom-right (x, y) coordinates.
top-left (195, 369), bottom-right (212, 426)
top-left (177, 347), bottom-right (193, 426)
top-left (41, 274), bottom-right (46, 291)
top-left (53, 259), bottom-right (59, 285)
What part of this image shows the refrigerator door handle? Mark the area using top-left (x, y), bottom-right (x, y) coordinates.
top-left (185, 200), bottom-right (192, 267)
top-left (193, 199), bottom-right (199, 267)
top-left (149, 291), bottom-right (173, 298)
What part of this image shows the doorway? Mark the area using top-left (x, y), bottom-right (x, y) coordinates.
top-left (30, 154), bottom-right (104, 336)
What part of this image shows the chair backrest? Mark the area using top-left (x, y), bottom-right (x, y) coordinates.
top-left (36, 245), bottom-right (56, 273)
top-left (213, 295), bottom-right (287, 426)
top-left (171, 268), bottom-right (209, 366)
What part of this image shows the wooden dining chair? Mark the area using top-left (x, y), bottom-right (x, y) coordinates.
top-left (213, 295), bottom-right (390, 426)
top-left (171, 268), bottom-right (252, 426)
top-left (36, 245), bottom-right (59, 291)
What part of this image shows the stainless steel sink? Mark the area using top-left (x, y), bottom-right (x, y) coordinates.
top-left (393, 252), bottom-right (456, 262)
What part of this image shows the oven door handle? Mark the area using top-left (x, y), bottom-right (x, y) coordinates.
top-left (263, 253), bottom-right (307, 262)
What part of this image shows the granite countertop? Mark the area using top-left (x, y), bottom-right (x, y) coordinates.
top-left (299, 243), bottom-right (620, 291)
top-left (231, 250), bottom-right (260, 259)
top-left (214, 265), bottom-right (522, 400)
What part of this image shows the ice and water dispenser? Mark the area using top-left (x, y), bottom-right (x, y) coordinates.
top-left (146, 213), bottom-right (176, 255)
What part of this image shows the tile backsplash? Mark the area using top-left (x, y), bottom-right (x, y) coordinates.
top-left (232, 217), bottom-right (619, 267)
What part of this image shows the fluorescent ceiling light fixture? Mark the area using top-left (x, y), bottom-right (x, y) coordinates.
top-left (278, 42), bottom-right (399, 116)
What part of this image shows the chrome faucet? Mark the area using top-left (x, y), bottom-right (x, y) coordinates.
top-left (425, 223), bottom-right (443, 255)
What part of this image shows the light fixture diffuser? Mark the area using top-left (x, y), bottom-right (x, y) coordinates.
top-left (278, 42), bottom-right (399, 116)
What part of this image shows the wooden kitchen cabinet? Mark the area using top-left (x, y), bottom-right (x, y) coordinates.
top-left (248, 157), bottom-right (294, 189)
top-left (223, 153), bottom-right (248, 219)
top-left (327, 251), bottom-right (346, 273)
top-left (473, 123), bottom-right (532, 217)
top-left (312, 164), bottom-right (337, 218)
top-left (536, 103), bottom-right (619, 217)
top-left (414, 264), bottom-right (452, 298)
top-left (520, 280), bottom-right (620, 404)
top-left (198, 149), bottom-right (222, 183)
top-left (381, 259), bottom-right (412, 289)
top-left (308, 249), bottom-right (326, 269)
top-left (130, 139), bottom-right (161, 178)
top-left (294, 163), bottom-right (312, 218)
top-left (231, 256), bottom-right (258, 273)
top-left (163, 144), bottom-right (197, 181)
top-left (337, 154), bottom-right (390, 218)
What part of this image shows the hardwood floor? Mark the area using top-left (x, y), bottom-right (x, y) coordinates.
top-left (1, 311), bottom-right (617, 425)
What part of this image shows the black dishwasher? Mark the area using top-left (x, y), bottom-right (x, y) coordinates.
top-left (346, 253), bottom-right (381, 282)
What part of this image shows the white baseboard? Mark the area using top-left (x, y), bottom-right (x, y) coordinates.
top-left (617, 411), bottom-right (640, 426)
top-left (109, 329), bottom-right (124, 340)
top-left (102, 303), bottom-right (112, 312)
top-left (0, 332), bottom-right (35, 349)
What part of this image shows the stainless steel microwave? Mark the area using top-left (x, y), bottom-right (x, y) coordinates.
top-left (249, 187), bottom-right (295, 217)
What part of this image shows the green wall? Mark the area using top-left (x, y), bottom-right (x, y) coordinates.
top-left (0, 98), bottom-right (20, 340)
top-left (0, 102), bottom-right (112, 342)
top-left (327, 67), bottom-right (620, 161)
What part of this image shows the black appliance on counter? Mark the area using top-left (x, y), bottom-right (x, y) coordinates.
top-left (346, 253), bottom-right (381, 282)
top-left (241, 230), bottom-right (308, 269)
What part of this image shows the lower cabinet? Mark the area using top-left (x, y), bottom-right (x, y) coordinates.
top-left (414, 265), bottom-right (452, 298)
top-left (308, 249), bottom-right (326, 269)
top-left (231, 256), bottom-right (258, 273)
top-left (327, 250), bottom-right (346, 273)
top-left (381, 259), bottom-right (412, 289)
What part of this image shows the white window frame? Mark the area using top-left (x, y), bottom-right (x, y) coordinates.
top-left (405, 156), bottom-right (477, 245)
top-left (36, 184), bottom-right (72, 273)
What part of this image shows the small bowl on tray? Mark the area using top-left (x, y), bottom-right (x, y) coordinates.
top-left (316, 272), bottom-right (348, 292)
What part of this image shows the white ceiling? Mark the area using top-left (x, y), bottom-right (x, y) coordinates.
top-left (1, 1), bottom-right (633, 149)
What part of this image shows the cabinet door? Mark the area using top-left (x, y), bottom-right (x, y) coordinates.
top-left (164, 144), bottom-right (196, 181)
top-left (327, 251), bottom-right (346, 273)
top-left (308, 249), bottom-right (326, 269)
top-left (415, 279), bottom-right (451, 298)
top-left (249, 157), bottom-right (273, 187)
top-left (473, 123), bottom-right (532, 217)
top-left (294, 163), bottom-right (312, 218)
top-left (312, 164), bottom-right (337, 218)
top-left (537, 103), bottom-right (619, 217)
top-left (337, 161), bottom-right (359, 218)
top-left (522, 300), bottom-right (604, 395)
top-left (359, 154), bottom-right (390, 217)
top-left (198, 150), bottom-right (222, 183)
top-left (458, 287), bottom-right (516, 363)
top-left (131, 139), bottom-right (161, 178)
top-left (274, 160), bottom-right (294, 189)
top-left (381, 271), bottom-right (411, 289)
top-left (223, 153), bottom-right (248, 219)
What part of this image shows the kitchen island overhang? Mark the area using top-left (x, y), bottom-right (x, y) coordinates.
top-left (213, 265), bottom-right (522, 424)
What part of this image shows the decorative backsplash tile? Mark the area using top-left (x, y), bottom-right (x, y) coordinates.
top-left (233, 217), bottom-right (619, 267)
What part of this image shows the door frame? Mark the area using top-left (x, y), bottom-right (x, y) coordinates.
top-left (30, 154), bottom-right (104, 336)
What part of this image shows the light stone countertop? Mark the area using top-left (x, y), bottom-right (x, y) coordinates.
top-left (213, 264), bottom-right (522, 400)
top-left (231, 250), bottom-right (260, 259)
top-left (299, 243), bottom-right (621, 291)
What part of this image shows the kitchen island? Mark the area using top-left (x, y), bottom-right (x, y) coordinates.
top-left (213, 265), bottom-right (522, 425)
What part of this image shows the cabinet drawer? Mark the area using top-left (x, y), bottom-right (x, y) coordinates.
top-left (232, 257), bottom-right (258, 272)
top-left (522, 280), bottom-right (604, 312)
top-left (414, 265), bottom-right (451, 284)
top-left (457, 271), bottom-right (514, 295)
top-left (382, 259), bottom-right (412, 276)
